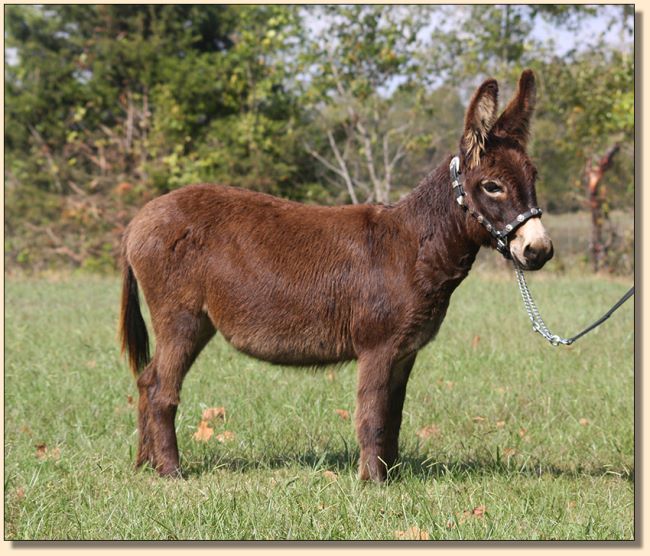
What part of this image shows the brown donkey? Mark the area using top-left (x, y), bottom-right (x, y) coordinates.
top-left (119, 70), bottom-right (553, 481)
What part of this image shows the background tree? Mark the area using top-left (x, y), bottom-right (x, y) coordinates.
top-left (300, 5), bottom-right (438, 204)
top-left (4, 4), bottom-right (634, 273)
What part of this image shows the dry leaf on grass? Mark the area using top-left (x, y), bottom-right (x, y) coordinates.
top-left (435, 378), bottom-right (455, 390)
top-left (322, 470), bottom-right (338, 481)
top-left (193, 420), bottom-right (214, 442)
top-left (519, 427), bottom-right (528, 438)
top-left (471, 335), bottom-right (481, 349)
top-left (458, 505), bottom-right (487, 524)
top-left (416, 424), bottom-right (441, 439)
top-left (579, 418), bottom-right (590, 426)
top-left (35, 443), bottom-right (60, 461)
top-left (127, 395), bottom-right (134, 406)
top-left (472, 416), bottom-right (486, 423)
top-left (496, 420), bottom-right (506, 429)
top-left (503, 447), bottom-right (517, 458)
top-left (395, 526), bottom-right (429, 540)
top-left (326, 370), bottom-right (336, 382)
top-left (15, 487), bottom-right (25, 501)
top-left (335, 409), bottom-right (350, 420)
top-left (215, 431), bottom-right (235, 443)
top-left (472, 505), bottom-right (486, 517)
top-left (202, 407), bottom-right (226, 421)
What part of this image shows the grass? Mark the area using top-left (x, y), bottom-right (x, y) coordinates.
top-left (4, 266), bottom-right (634, 540)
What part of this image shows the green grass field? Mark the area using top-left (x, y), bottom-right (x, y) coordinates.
top-left (4, 268), bottom-right (634, 540)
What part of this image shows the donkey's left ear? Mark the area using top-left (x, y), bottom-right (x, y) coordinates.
top-left (460, 78), bottom-right (499, 170)
top-left (493, 69), bottom-right (536, 148)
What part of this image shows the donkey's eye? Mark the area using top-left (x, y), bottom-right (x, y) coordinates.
top-left (481, 182), bottom-right (504, 195)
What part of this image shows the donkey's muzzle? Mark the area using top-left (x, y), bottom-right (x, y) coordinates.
top-left (521, 239), bottom-right (554, 270)
top-left (509, 218), bottom-right (553, 270)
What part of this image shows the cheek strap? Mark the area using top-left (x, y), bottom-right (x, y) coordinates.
top-left (449, 156), bottom-right (543, 259)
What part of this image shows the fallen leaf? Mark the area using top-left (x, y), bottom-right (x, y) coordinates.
top-left (519, 427), bottom-right (528, 438)
top-left (471, 335), bottom-right (481, 349)
top-left (567, 500), bottom-right (577, 509)
top-left (496, 420), bottom-right (506, 429)
top-left (193, 420), bottom-right (214, 442)
top-left (15, 487), bottom-right (25, 500)
top-left (202, 407), bottom-right (226, 421)
top-left (34, 443), bottom-right (60, 461)
top-left (322, 470), bottom-right (338, 481)
top-left (503, 447), bottom-right (517, 458)
top-left (326, 370), bottom-right (336, 381)
top-left (86, 360), bottom-right (97, 369)
top-left (472, 505), bottom-right (486, 517)
top-left (473, 416), bottom-right (486, 423)
top-left (127, 395), bottom-right (134, 406)
top-left (446, 519), bottom-right (456, 529)
top-left (579, 418), bottom-right (590, 426)
top-left (417, 424), bottom-right (441, 439)
top-left (458, 505), bottom-right (486, 524)
top-left (395, 526), bottom-right (429, 540)
top-left (335, 409), bottom-right (350, 420)
top-left (215, 430), bottom-right (235, 443)
top-left (35, 443), bottom-right (48, 460)
top-left (436, 378), bottom-right (455, 389)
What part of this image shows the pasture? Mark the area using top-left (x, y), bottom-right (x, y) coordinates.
top-left (4, 260), bottom-right (633, 540)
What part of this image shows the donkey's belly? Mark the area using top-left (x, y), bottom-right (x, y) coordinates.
top-left (205, 283), bottom-right (355, 366)
top-left (216, 312), bottom-right (355, 365)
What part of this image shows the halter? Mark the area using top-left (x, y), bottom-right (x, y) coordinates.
top-left (449, 156), bottom-right (542, 259)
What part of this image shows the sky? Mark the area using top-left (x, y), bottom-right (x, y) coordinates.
top-left (6, 5), bottom-right (632, 68)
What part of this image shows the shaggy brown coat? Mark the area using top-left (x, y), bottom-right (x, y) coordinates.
top-left (120, 70), bottom-right (553, 481)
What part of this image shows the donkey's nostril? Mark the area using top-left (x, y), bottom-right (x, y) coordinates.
top-left (523, 241), bottom-right (553, 269)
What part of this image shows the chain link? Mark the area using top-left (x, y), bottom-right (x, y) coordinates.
top-left (513, 263), bottom-right (572, 346)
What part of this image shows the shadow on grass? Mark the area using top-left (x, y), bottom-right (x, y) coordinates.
top-left (179, 448), bottom-right (633, 483)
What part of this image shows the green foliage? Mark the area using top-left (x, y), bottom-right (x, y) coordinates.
top-left (4, 4), bottom-right (634, 271)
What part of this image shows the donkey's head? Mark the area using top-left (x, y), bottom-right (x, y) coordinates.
top-left (457, 70), bottom-right (553, 270)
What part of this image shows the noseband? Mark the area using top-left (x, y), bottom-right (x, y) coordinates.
top-left (449, 156), bottom-right (542, 259)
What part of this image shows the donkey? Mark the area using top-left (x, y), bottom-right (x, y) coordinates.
top-left (119, 70), bottom-right (553, 482)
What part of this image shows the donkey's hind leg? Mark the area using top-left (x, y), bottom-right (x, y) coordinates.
top-left (136, 312), bottom-right (215, 476)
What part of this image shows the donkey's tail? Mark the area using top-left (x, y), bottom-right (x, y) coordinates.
top-left (119, 261), bottom-right (150, 376)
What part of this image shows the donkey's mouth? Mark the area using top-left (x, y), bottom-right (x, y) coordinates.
top-left (510, 241), bottom-right (554, 271)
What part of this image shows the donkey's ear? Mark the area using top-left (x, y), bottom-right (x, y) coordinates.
top-left (460, 78), bottom-right (499, 170)
top-left (493, 69), bottom-right (536, 148)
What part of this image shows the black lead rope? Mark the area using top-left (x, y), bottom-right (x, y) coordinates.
top-left (565, 285), bottom-right (635, 344)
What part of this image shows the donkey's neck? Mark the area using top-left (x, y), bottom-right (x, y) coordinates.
top-left (395, 156), bottom-right (480, 290)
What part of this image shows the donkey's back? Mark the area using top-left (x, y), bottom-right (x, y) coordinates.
top-left (122, 184), bottom-right (417, 367)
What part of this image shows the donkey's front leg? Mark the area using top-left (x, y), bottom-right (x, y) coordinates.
top-left (355, 350), bottom-right (416, 482)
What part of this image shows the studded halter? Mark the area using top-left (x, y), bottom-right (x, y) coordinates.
top-left (449, 156), bottom-right (543, 259)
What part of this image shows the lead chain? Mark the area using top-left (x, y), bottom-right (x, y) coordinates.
top-left (513, 263), bottom-right (571, 346)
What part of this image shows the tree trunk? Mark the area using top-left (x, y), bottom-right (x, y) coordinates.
top-left (586, 144), bottom-right (620, 271)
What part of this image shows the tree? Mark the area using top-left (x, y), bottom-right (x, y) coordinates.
top-left (300, 5), bottom-right (436, 204)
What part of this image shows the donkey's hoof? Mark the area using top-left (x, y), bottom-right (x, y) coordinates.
top-left (358, 460), bottom-right (388, 483)
top-left (157, 464), bottom-right (183, 478)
